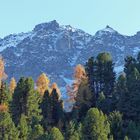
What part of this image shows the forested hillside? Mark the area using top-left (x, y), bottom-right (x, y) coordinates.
top-left (0, 52), bottom-right (140, 140)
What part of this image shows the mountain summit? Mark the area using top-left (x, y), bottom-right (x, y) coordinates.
top-left (34, 20), bottom-right (59, 31)
top-left (95, 25), bottom-right (118, 37)
top-left (102, 25), bottom-right (117, 33)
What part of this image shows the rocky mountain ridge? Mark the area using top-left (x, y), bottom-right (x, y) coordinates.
top-left (0, 20), bottom-right (140, 92)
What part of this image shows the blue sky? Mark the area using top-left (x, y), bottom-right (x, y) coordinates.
top-left (0, 0), bottom-right (140, 37)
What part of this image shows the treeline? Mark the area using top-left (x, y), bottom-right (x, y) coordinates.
top-left (0, 52), bottom-right (140, 140)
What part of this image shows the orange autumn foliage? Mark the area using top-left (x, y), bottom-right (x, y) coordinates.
top-left (66, 64), bottom-right (87, 111)
top-left (0, 104), bottom-right (8, 112)
top-left (9, 77), bottom-right (16, 94)
top-left (74, 64), bottom-right (86, 82)
top-left (0, 56), bottom-right (7, 87)
top-left (51, 83), bottom-right (61, 99)
top-left (36, 73), bottom-right (50, 95)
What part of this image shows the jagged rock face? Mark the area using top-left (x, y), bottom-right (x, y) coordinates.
top-left (0, 20), bottom-right (140, 89)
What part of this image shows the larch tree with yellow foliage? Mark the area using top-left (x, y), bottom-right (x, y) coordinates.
top-left (74, 64), bottom-right (86, 82)
top-left (36, 73), bottom-right (50, 95)
top-left (67, 64), bottom-right (87, 111)
top-left (0, 56), bottom-right (7, 87)
top-left (9, 77), bottom-right (16, 94)
top-left (0, 57), bottom-right (9, 112)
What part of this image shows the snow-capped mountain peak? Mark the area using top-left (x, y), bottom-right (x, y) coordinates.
top-left (0, 20), bottom-right (140, 91)
top-left (95, 25), bottom-right (118, 36)
top-left (33, 20), bottom-right (59, 32)
top-left (102, 25), bottom-right (117, 33)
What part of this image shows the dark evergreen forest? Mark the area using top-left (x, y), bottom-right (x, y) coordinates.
top-left (0, 52), bottom-right (140, 140)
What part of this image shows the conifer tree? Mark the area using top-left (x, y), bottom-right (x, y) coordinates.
top-left (65, 121), bottom-right (81, 140)
top-left (83, 108), bottom-right (110, 140)
top-left (73, 79), bottom-right (93, 120)
top-left (0, 82), bottom-right (11, 112)
top-left (69, 131), bottom-right (80, 140)
top-left (11, 77), bottom-right (26, 124)
top-left (117, 73), bottom-right (127, 112)
top-left (29, 124), bottom-right (44, 140)
top-left (0, 82), bottom-right (10, 106)
top-left (108, 111), bottom-right (124, 140)
top-left (11, 77), bottom-right (42, 126)
top-left (65, 121), bottom-right (76, 140)
top-left (18, 114), bottom-right (28, 140)
top-left (0, 111), bottom-right (19, 140)
top-left (96, 52), bottom-right (116, 97)
top-left (85, 57), bottom-right (96, 93)
top-left (85, 53), bottom-right (115, 99)
top-left (40, 90), bottom-right (52, 130)
top-left (41, 89), bottom-right (64, 130)
top-left (48, 127), bottom-right (64, 140)
top-left (124, 56), bottom-right (137, 78)
top-left (51, 89), bottom-right (64, 128)
top-left (117, 73), bottom-right (127, 94)
top-left (25, 78), bottom-right (42, 126)
top-left (96, 92), bottom-right (106, 112)
top-left (119, 67), bottom-right (140, 122)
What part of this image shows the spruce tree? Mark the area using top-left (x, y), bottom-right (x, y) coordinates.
top-left (40, 90), bottom-right (53, 130)
top-left (119, 67), bottom-right (140, 122)
top-left (51, 89), bottom-right (64, 128)
top-left (83, 108), bottom-right (110, 140)
top-left (29, 124), bottom-right (44, 140)
top-left (65, 121), bottom-right (81, 140)
top-left (11, 77), bottom-right (42, 126)
top-left (0, 111), bottom-right (19, 140)
top-left (25, 78), bottom-right (42, 126)
top-left (117, 74), bottom-right (129, 118)
top-left (48, 127), bottom-right (64, 140)
top-left (65, 121), bottom-right (76, 140)
top-left (124, 56), bottom-right (136, 78)
top-left (41, 89), bottom-right (64, 130)
top-left (117, 73), bottom-right (127, 94)
top-left (108, 111), bottom-right (124, 140)
top-left (85, 57), bottom-right (97, 97)
top-left (18, 114), bottom-right (28, 140)
top-left (11, 77), bottom-right (26, 124)
top-left (69, 131), bottom-right (80, 140)
top-left (0, 82), bottom-right (11, 105)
